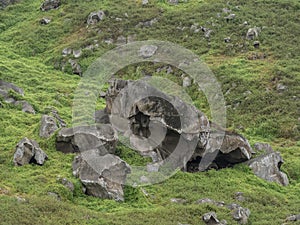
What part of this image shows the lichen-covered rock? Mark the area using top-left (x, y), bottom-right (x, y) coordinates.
top-left (72, 150), bottom-right (131, 201)
top-left (56, 124), bottom-right (117, 154)
top-left (13, 138), bottom-right (48, 166)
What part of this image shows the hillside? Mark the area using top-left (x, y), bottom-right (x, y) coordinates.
top-left (0, 0), bottom-right (299, 224)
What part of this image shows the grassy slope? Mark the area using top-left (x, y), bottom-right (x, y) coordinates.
top-left (0, 0), bottom-right (299, 224)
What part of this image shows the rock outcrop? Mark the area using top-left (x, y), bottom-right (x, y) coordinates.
top-left (13, 138), bottom-right (48, 166)
top-left (105, 79), bottom-right (253, 172)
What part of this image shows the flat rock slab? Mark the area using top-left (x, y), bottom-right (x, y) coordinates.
top-left (56, 124), bottom-right (117, 154)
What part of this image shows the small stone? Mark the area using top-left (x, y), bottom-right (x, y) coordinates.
top-left (60, 178), bottom-right (75, 192)
top-left (253, 41), bottom-right (260, 48)
top-left (170, 198), bottom-right (187, 204)
top-left (195, 198), bottom-right (215, 204)
top-left (183, 76), bottom-right (192, 87)
top-left (203, 212), bottom-right (220, 224)
top-left (225, 14), bottom-right (236, 21)
top-left (235, 192), bottom-right (245, 202)
top-left (139, 45), bottom-right (158, 58)
top-left (169, 0), bottom-right (178, 5)
top-left (73, 49), bottom-right (82, 58)
top-left (232, 207), bottom-right (251, 225)
top-left (246, 27), bottom-right (260, 40)
top-left (277, 83), bottom-right (287, 92)
top-left (40, 18), bottom-right (51, 25)
top-left (62, 48), bottom-right (72, 56)
top-left (87, 10), bottom-right (105, 25)
top-left (224, 37), bottom-right (231, 43)
top-left (40, 0), bottom-right (60, 11)
top-left (142, 0), bottom-right (149, 5)
top-left (48, 192), bottom-right (61, 200)
top-left (39, 115), bottom-right (58, 138)
top-left (116, 35), bottom-right (127, 46)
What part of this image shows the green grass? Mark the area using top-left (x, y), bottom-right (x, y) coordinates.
top-left (0, 0), bottom-right (299, 224)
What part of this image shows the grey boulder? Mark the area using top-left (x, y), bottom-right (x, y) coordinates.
top-left (72, 151), bottom-right (130, 201)
top-left (13, 138), bottom-right (48, 166)
top-left (246, 151), bottom-right (289, 186)
top-left (39, 115), bottom-right (59, 138)
top-left (56, 124), bottom-right (117, 154)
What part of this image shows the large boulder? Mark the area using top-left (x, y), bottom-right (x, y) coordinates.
top-left (106, 79), bottom-right (209, 171)
top-left (40, 0), bottom-right (60, 11)
top-left (105, 79), bottom-right (253, 172)
top-left (245, 151), bottom-right (289, 186)
top-left (39, 115), bottom-right (59, 138)
top-left (56, 124), bottom-right (117, 154)
top-left (13, 138), bottom-right (48, 166)
top-left (72, 150), bottom-right (130, 201)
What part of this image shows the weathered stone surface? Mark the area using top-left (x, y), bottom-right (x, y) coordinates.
top-left (234, 192), bottom-right (246, 202)
top-left (170, 198), bottom-right (187, 204)
top-left (40, 115), bottom-right (58, 138)
top-left (87, 10), bottom-right (105, 25)
top-left (142, 0), bottom-right (148, 5)
top-left (0, 81), bottom-right (35, 113)
top-left (105, 79), bottom-right (253, 172)
top-left (286, 214), bottom-right (300, 222)
top-left (13, 138), bottom-right (48, 166)
top-left (62, 48), bottom-right (72, 57)
top-left (40, 0), bottom-right (60, 11)
top-left (182, 76), bottom-right (192, 87)
top-left (253, 142), bottom-right (274, 154)
top-left (0, 0), bottom-right (19, 8)
top-left (225, 14), bottom-right (236, 21)
top-left (245, 151), bottom-right (289, 186)
top-left (59, 178), bottom-right (74, 192)
top-left (139, 45), bottom-right (158, 58)
top-left (94, 109), bottom-right (110, 124)
top-left (68, 59), bottom-right (82, 76)
top-left (203, 212), bottom-right (227, 225)
top-left (40, 17), bottom-right (51, 25)
top-left (73, 49), bottom-right (82, 58)
top-left (56, 124), bottom-right (117, 154)
top-left (232, 206), bottom-right (251, 224)
top-left (169, 0), bottom-right (178, 5)
top-left (246, 27), bottom-right (260, 40)
top-left (136, 18), bottom-right (158, 28)
top-left (72, 151), bottom-right (130, 201)
top-left (14, 100), bottom-right (35, 114)
top-left (0, 80), bottom-right (24, 98)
